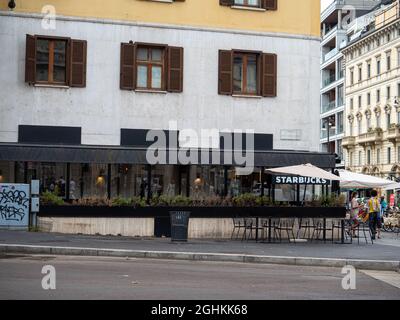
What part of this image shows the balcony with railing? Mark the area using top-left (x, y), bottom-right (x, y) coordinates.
top-left (321, 101), bottom-right (336, 114)
top-left (320, 128), bottom-right (337, 139)
top-left (387, 125), bottom-right (400, 143)
top-left (323, 48), bottom-right (338, 63)
top-left (323, 74), bottom-right (336, 88)
top-left (322, 25), bottom-right (338, 40)
top-left (342, 136), bottom-right (356, 148)
top-left (356, 129), bottom-right (383, 146)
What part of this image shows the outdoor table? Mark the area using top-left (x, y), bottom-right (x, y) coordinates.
top-left (254, 217), bottom-right (347, 244)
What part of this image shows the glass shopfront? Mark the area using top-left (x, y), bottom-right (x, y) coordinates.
top-left (0, 161), bottom-right (14, 183)
top-left (110, 164), bottom-right (149, 199)
top-left (0, 161), bottom-right (324, 202)
top-left (188, 166), bottom-right (225, 198)
top-left (227, 168), bottom-right (267, 197)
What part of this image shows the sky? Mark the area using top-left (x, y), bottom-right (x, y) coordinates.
top-left (321, 0), bottom-right (334, 12)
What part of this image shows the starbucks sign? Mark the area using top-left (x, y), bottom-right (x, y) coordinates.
top-left (272, 176), bottom-right (330, 185)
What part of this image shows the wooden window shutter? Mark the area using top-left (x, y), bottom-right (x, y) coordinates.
top-left (218, 50), bottom-right (233, 95)
top-left (220, 0), bottom-right (234, 6)
top-left (25, 34), bottom-right (36, 84)
top-left (120, 42), bottom-right (136, 90)
top-left (167, 46), bottom-right (184, 93)
top-left (69, 39), bottom-right (87, 87)
top-left (263, 0), bottom-right (277, 10)
top-left (262, 53), bottom-right (277, 97)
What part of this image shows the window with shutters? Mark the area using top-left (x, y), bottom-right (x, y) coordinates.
top-left (25, 35), bottom-right (87, 88)
top-left (220, 0), bottom-right (277, 11)
top-left (136, 46), bottom-right (166, 90)
top-left (218, 49), bottom-right (277, 97)
top-left (36, 38), bottom-right (67, 85)
top-left (120, 42), bottom-right (183, 93)
top-left (233, 52), bottom-right (259, 95)
top-left (234, 0), bottom-right (261, 8)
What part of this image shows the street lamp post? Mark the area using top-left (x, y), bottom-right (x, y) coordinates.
top-left (323, 118), bottom-right (336, 153)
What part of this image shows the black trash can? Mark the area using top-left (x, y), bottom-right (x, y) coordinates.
top-left (169, 211), bottom-right (191, 242)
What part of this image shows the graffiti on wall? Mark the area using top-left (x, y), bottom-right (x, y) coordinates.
top-left (0, 184), bottom-right (30, 227)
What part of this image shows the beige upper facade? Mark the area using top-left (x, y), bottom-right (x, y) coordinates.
top-left (0, 0), bottom-right (320, 38)
top-left (342, 1), bottom-right (400, 178)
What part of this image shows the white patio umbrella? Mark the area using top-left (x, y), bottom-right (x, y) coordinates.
top-left (267, 163), bottom-right (342, 181)
top-left (383, 182), bottom-right (400, 190)
top-left (338, 169), bottom-right (397, 189)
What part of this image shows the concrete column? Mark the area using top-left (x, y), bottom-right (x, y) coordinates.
top-left (338, 10), bottom-right (342, 30)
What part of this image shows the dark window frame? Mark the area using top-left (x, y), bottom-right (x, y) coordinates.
top-left (234, 0), bottom-right (262, 8)
top-left (35, 35), bottom-right (69, 86)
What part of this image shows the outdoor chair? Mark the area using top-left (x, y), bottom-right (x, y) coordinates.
top-left (231, 217), bottom-right (246, 240)
top-left (332, 218), bottom-right (352, 243)
top-left (261, 218), bottom-right (281, 242)
top-left (354, 222), bottom-right (374, 245)
top-left (310, 218), bottom-right (334, 243)
top-left (274, 218), bottom-right (297, 243)
top-left (241, 218), bottom-right (264, 242)
top-left (296, 218), bottom-right (316, 239)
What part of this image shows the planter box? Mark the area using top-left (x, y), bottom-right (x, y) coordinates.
top-left (39, 205), bottom-right (346, 219)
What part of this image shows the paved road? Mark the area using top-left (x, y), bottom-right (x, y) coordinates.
top-left (0, 254), bottom-right (399, 300)
top-left (1, 230), bottom-right (400, 261)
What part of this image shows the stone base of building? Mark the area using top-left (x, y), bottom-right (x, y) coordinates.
top-left (37, 217), bottom-right (341, 240)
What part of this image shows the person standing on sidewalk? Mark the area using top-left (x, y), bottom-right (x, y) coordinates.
top-left (350, 192), bottom-right (360, 237)
top-left (377, 196), bottom-right (387, 239)
top-left (368, 190), bottom-right (380, 240)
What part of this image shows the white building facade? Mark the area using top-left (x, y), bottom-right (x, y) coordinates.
top-left (320, 0), bottom-right (379, 164)
top-left (0, 1), bottom-right (332, 202)
top-left (342, 0), bottom-right (400, 180)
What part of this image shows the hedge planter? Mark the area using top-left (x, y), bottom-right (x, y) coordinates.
top-left (39, 205), bottom-right (346, 219)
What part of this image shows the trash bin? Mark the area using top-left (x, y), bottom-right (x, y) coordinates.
top-left (170, 211), bottom-right (190, 242)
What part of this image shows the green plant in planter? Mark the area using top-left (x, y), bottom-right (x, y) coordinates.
top-left (40, 191), bottom-right (65, 206)
top-left (170, 195), bottom-right (193, 206)
top-left (150, 195), bottom-right (172, 207)
top-left (309, 194), bottom-right (346, 207)
top-left (74, 197), bottom-right (112, 207)
top-left (255, 196), bottom-right (272, 207)
top-left (131, 196), bottom-right (147, 208)
top-left (111, 197), bottom-right (132, 207)
top-left (232, 193), bottom-right (259, 207)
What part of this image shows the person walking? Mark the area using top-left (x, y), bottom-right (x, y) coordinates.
top-left (367, 190), bottom-right (380, 240)
top-left (378, 196), bottom-right (387, 239)
top-left (350, 192), bottom-right (360, 237)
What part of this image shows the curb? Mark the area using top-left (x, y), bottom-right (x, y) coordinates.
top-left (1, 244), bottom-right (399, 272)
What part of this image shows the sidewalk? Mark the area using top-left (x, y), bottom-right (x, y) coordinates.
top-left (1, 230), bottom-right (399, 271)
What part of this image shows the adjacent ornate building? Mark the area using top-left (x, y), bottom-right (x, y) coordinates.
top-left (342, 0), bottom-right (400, 180)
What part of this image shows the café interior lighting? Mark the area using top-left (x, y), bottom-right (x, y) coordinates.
top-left (8, 1), bottom-right (16, 10)
top-left (96, 169), bottom-right (105, 185)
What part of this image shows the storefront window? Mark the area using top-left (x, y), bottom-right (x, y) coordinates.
top-left (34, 162), bottom-right (67, 197)
top-left (274, 184), bottom-right (296, 202)
top-left (227, 168), bottom-right (263, 197)
top-left (0, 161), bottom-right (14, 183)
top-left (110, 164), bottom-right (149, 199)
top-left (81, 164), bottom-right (108, 199)
top-left (189, 166), bottom-right (225, 198)
top-left (151, 165), bottom-right (180, 197)
top-left (69, 163), bottom-right (82, 200)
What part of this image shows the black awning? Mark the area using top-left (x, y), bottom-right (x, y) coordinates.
top-left (0, 143), bottom-right (336, 169)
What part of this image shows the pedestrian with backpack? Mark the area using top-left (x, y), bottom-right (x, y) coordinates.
top-left (368, 190), bottom-right (380, 240)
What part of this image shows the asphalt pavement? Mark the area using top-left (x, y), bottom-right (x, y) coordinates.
top-left (0, 230), bottom-right (399, 261)
top-left (0, 254), bottom-right (399, 300)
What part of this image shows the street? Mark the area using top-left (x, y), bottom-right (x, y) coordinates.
top-left (0, 254), bottom-right (399, 300)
